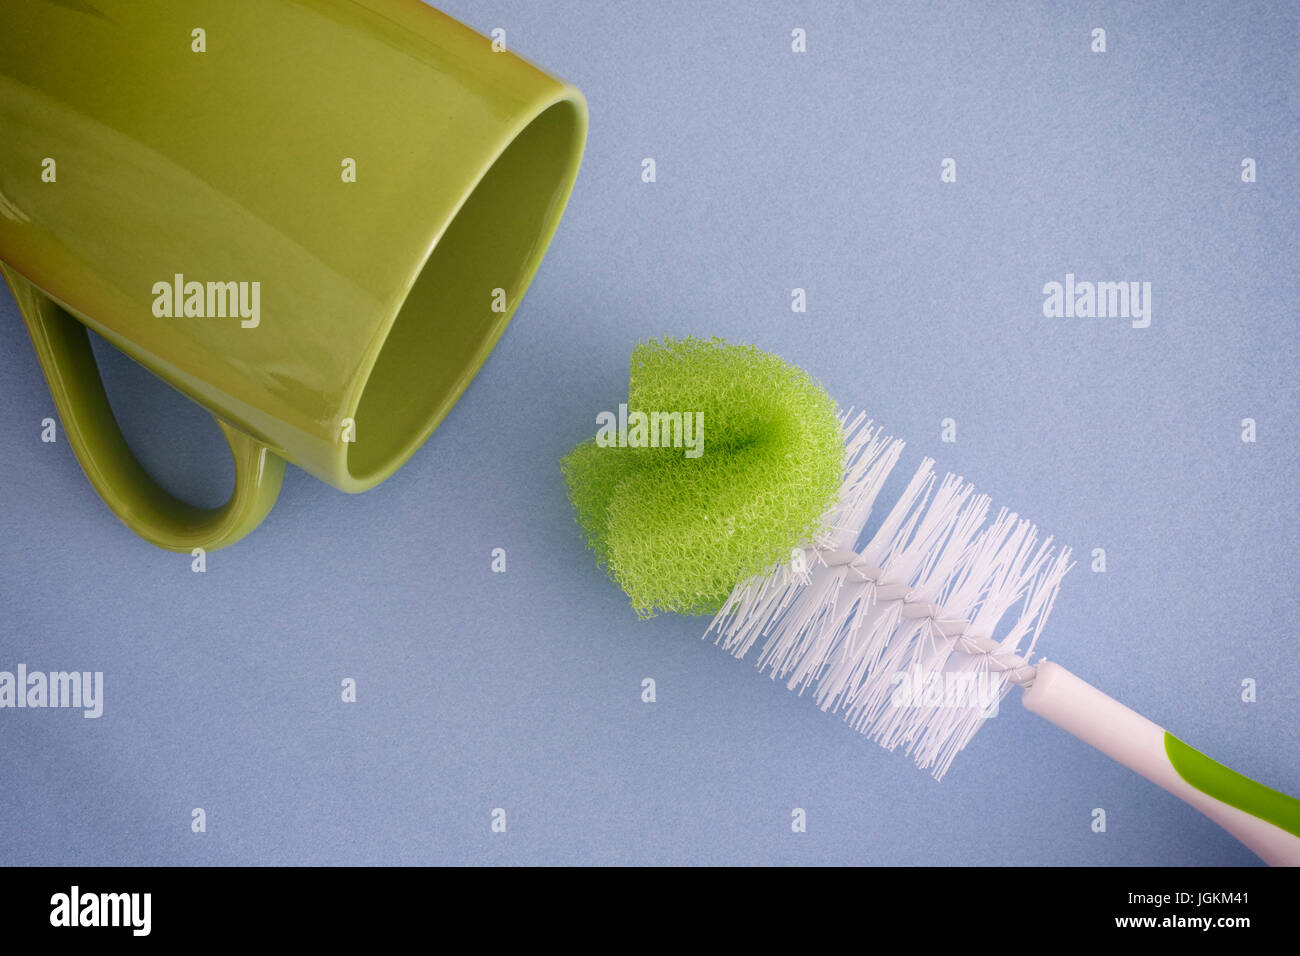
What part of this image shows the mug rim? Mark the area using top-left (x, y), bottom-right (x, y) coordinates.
top-left (334, 83), bottom-right (588, 494)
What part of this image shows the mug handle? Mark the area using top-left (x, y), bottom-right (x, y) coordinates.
top-left (2, 263), bottom-right (284, 552)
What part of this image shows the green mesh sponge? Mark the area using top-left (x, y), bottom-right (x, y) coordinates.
top-left (561, 336), bottom-right (845, 618)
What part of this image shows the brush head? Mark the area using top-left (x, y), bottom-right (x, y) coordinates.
top-left (707, 412), bottom-right (1073, 779)
top-left (562, 336), bottom-right (845, 618)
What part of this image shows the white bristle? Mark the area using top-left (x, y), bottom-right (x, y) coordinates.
top-left (706, 412), bottom-right (1074, 779)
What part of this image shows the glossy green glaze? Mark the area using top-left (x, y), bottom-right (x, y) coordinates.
top-left (0, 0), bottom-right (587, 550)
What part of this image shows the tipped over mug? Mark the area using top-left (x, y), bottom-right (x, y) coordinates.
top-left (0, 0), bottom-right (587, 550)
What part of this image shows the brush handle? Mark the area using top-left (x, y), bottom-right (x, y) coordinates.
top-left (1021, 661), bottom-right (1300, 866)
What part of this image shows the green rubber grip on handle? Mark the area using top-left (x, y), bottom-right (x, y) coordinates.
top-left (1023, 661), bottom-right (1300, 865)
top-left (1165, 733), bottom-right (1300, 839)
top-left (3, 263), bottom-right (284, 552)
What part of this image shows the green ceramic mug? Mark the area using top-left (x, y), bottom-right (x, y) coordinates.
top-left (0, 0), bottom-right (586, 550)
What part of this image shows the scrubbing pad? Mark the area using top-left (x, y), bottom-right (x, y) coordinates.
top-left (561, 336), bottom-right (845, 618)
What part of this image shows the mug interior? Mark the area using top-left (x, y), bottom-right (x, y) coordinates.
top-left (346, 95), bottom-right (585, 486)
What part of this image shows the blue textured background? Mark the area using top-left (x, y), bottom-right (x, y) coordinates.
top-left (1, 0), bottom-right (1297, 866)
